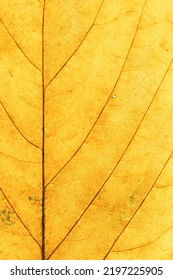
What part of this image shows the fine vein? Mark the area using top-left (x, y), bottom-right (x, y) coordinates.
top-left (47, 37), bottom-right (173, 261)
top-left (0, 188), bottom-right (41, 248)
top-left (112, 224), bottom-right (173, 253)
top-left (104, 149), bottom-right (173, 259)
top-left (0, 102), bottom-right (41, 150)
top-left (0, 18), bottom-right (40, 71)
top-left (45, 0), bottom-right (147, 188)
top-left (45, 0), bottom-right (105, 89)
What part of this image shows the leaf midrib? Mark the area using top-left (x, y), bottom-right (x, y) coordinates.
top-left (41, 0), bottom-right (46, 260)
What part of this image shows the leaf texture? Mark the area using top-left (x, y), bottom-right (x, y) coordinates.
top-left (0, 0), bottom-right (173, 260)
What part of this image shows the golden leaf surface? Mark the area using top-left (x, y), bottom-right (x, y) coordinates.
top-left (0, 0), bottom-right (173, 260)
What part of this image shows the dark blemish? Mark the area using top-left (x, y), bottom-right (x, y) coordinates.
top-left (160, 39), bottom-right (170, 52)
top-left (0, 209), bottom-right (14, 226)
top-left (129, 195), bottom-right (135, 204)
top-left (8, 70), bottom-right (13, 77)
top-left (28, 196), bottom-right (41, 205)
top-left (126, 10), bottom-right (134, 14)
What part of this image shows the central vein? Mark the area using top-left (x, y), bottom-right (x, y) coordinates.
top-left (42, 0), bottom-right (46, 260)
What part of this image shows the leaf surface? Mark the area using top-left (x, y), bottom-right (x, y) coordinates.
top-left (0, 0), bottom-right (173, 259)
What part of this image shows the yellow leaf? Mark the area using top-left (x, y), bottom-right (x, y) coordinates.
top-left (0, 0), bottom-right (173, 260)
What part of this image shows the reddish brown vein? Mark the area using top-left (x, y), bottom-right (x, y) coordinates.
top-left (0, 18), bottom-right (40, 71)
top-left (45, 0), bottom-right (147, 188)
top-left (0, 188), bottom-right (41, 248)
top-left (112, 224), bottom-right (173, 253)
top-left (47, 50), bottom-right (173, 261)
top-left (0, 102), bottom-right (41, 150)
top-left (104, 149), bottom-right (173, 259)
top-left (45, 0), bottom-right (105, 89)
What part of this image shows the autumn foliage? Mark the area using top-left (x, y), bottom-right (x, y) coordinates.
top-left (0, 0), bottom-right (173, 260)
